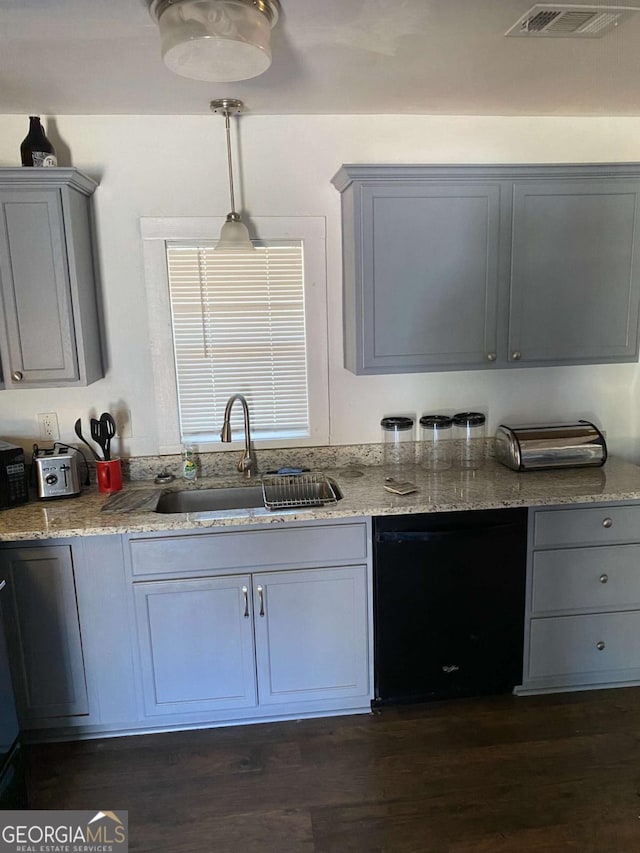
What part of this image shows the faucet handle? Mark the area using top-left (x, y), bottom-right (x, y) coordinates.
top-left (237, 454), bottom-right (256, 478)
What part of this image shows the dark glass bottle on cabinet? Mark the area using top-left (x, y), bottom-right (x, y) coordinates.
top-left (20, 116), bottom-right (57, 167)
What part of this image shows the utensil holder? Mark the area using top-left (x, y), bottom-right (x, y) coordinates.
top-left (96, 458), bottom-right (122, 494)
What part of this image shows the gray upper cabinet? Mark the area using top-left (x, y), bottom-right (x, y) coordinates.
top-left (355, 181), bottom-right (501, 372)
top-left (0, 168), bottom-right (103, 388)
top-left (508, 179), bottom-right (640, 366)
top-left (332, 164), bottom-right (640, 374)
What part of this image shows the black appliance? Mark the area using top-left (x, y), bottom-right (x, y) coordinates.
top-left (0, 442), bottom-right (29, 509)
top-left (0, 578), bottom-right (26, 807)
top-left (373, 508), bottom-right (527, 706)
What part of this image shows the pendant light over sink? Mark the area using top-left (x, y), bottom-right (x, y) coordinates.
top-left (210, 98), bottom-right (254, 252)
top-left (148, 0), bottom-right (280, 83)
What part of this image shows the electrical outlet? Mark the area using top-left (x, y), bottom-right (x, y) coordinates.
top-left (37, 412), bottom-right (59, 441)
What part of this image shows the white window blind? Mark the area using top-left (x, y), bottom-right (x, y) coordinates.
top-left (165, 240), bottom-right (310, 442)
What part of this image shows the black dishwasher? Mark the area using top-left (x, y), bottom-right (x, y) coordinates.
top-left (373, 508), bottom-right (527, 706)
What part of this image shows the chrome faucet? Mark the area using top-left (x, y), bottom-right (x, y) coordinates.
top-left (220, 394), bottom-right (257, 478)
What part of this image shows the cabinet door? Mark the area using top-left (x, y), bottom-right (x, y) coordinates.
top-left (133, 576), bottom-right (257, 716)
top-left (253, 566), bottom-right (369, 706)
top-left (346, 182), bottom-right (502, 373)
top-left (509, 180), bottom-right (640, 366)
top-left (0, 545), bottom-right (89, 721)
top-left (0, 189), bottom-right (80, 385)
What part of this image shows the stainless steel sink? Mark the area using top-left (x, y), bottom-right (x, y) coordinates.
top-left (155, 485), bottom-right (265, 514)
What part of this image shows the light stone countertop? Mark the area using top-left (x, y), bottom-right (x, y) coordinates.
top-left (1, 457), bottom-right (640, 542)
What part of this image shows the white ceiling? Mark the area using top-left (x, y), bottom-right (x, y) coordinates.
top-left (2, 0), bottom-right (640, 116)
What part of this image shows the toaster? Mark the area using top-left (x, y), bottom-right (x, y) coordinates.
top-left (34, 448), bottom-right (81, 499)
top-left (495, 420), bottom-right (607, 471)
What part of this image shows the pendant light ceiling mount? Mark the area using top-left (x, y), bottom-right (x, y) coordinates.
top-left (210, 98), bottom-right (254, 252)
top-left (148, 0), bottom-right (281, 83)
top-left (210, 97), bottom-right (244, 115)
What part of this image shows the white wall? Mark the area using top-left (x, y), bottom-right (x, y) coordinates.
top-left (1, 114), bottom-right (640, 460)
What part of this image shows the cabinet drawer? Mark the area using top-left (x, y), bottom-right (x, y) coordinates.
top-left (531, 545), bottom-right (640, 615)
top-left (129, 521), bottom-right (369, 577)
top-left (533, 505), bottom-right (640, 548)
top-left (528, 611), bottom-right (640, 680)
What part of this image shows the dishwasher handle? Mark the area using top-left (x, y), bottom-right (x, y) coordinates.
top-left (375, 523), bottom-right (518, 544)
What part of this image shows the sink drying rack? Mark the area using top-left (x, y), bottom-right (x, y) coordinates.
top-left (262, 472), bottom-right (339, 509)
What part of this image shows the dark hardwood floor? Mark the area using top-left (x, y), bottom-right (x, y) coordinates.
top-left (25, 688), bottom-right (640, 852)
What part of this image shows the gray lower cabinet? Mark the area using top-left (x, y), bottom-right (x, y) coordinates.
top-left (134, 575), bottom-right (258, 716)
top-left (332, 164), bottom-right (640, 374)
top-left (0, 520), bottom-right (371, 740)
top-left (517, 503), bottom-right (640, 695)
top-left (253, 566), bottom-right (369, 706)
top-left (128, 520), bottom-right (372, 726)
top-left (0, 536), bottom-right (137, 737)
top-left (133, 565), bottom-right (370, 721)
top-left (0, 168), bottom-right (103, 388)
top-left (0, 543), bottom-right (89, 724)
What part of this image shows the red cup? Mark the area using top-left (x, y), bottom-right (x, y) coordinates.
top-left (96, 458), bottom-right (123, 494)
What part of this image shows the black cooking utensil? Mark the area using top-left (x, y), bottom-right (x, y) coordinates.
top-left (74, 418), bottom-right (101, 461)
top-left (90, 418), bottom-right (108, 461)
top-left (99, 413), bottom-right (116, 461)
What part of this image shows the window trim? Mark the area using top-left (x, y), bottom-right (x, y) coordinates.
top-left (142, 216), bottom-right (330, 455)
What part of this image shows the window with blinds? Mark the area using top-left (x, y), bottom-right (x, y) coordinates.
top-left (165, 240), bottom-right (310, 442)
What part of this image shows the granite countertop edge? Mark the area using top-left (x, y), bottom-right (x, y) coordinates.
top-left (1, 457), bottom-right (639, 543)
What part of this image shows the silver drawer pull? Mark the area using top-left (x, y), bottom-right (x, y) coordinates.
top-left (511, 351), bottom-right (522, 361)
top-left (486, 352), bottom-right (497, 362)
top-left (11, 371), bottom-right (23, 382)
top-left (257, 585), bottom-right (265, 617)
top-left (602, 517), bottom-right (613, 528)
top-left (596, 641), bottom-right (606, 651)
top-left (242, 585), bottom-right (249, 618)
top-left (599, 574), bottom-right (609, 584)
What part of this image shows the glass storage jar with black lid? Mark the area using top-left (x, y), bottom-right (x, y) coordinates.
top-left (452, 411), bottom-right (487, 469)
top-left (419, 415), bottom-right (453, 471)
top-left (381, 416), bottom-right (415, 478)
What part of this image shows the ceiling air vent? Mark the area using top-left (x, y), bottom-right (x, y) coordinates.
top-left (505, 4), bottom-right (638, 37)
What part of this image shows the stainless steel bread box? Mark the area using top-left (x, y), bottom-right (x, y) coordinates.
top-left (495, 421), bottom-right (607, 471)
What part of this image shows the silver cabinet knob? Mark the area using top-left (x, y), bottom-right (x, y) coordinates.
top-left (486, 352), bottom-right (497, 362)
top-left (602, 517), bottom-right (613, 528)
top-left (511, 351), bottom-right (521, 361)
top-left (11, 371), bottom-right (23, 382)
top-left (599, 574), bottom-right (609, 584)
top-left (596, 641), bottom-right (606, 651)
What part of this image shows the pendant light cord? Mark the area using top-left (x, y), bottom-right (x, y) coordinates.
top-left (224, 110), bottom-right (237, 216)
top-left (210, 98), bottom-right (253, 249)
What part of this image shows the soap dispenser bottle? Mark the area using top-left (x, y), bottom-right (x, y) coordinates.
top-left (182, 444), bottom-right (197, 481)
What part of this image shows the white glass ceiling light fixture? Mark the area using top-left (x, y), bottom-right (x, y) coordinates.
top-left (211, 98), bottom-right (255, 252)
top-left (148, 0), bottom-right (280, 82)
